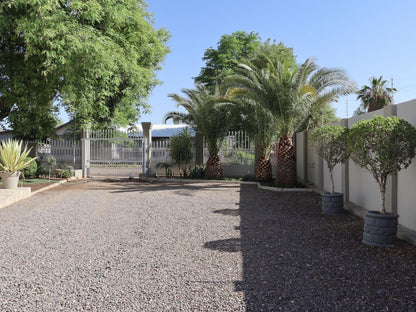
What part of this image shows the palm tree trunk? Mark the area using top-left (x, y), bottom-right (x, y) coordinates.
top-left (255, 156), bottom-right (272, 182)
top-left (276, 135), bottom-right (297, 185)
top-left (205, 153), bottom-right (223, 179)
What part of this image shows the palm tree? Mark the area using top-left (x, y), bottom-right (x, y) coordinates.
top-left (356, 76), bottom-right (396, 112)
top-left (164, 84), bottom-right (231, 179)
top-left (226, 65), bottom-right (278, 181)
top-left (228, 57), bottom-right (355, 185)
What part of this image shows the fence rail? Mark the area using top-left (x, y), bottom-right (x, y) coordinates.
top-left (36, 140), bottom-right (81, 165)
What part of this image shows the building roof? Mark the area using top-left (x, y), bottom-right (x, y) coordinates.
top-left (136, 124), bottom-right (193, 138)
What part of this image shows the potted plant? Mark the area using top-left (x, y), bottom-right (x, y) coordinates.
top-left (347, 115), bottom-right (416, 247)
top-left (311, 125), bottom-right (349, 215)
top-left (0, 139), bottom-right (37, 189)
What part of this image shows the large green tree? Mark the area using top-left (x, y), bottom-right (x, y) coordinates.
top-left (0, 0), bottom-right (169, 139)
top-left (194, 31), bottom-right (261, 87)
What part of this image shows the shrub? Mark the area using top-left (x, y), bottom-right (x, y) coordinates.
top-left (311, 125), bottom-right (348, 194)
top-left (347, 115), bottom-right (416, 214)
top-left (55, 163), bottom-right (74, 178)
top-left (170, 128), bottom-right (193, 176)
top-left (188, 165), bottom-right (205, 179)
top-left (35, 162), bottom-right (48, 178)
top-left (230, 151), bottom-right (255, 165)
top-left (21, 157), bottom-right (38, 178)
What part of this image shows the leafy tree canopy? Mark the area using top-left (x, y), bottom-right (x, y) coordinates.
top-left (0, 0), bottom-right (170, 139)
top-left (194, 31), bottom-right (262, 86)
top-left (347, 115), bottom-right (416, 213)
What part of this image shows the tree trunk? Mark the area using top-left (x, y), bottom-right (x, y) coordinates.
top-left (205, 154), bottom-right (223, 179)
top-left (329, 167), bottom-right (335, 194)
top-left (380, 184), bottom-right (386, 214)
top-left (255, 156), bottom-right (272, 182)
top-left (276, 135), bottom-right (297, 185)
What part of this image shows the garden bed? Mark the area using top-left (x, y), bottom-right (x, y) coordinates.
top-left (0, 178), bottom-right (62, 192)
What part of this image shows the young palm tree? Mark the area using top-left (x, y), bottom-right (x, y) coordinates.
top-left (164, 84), bottom-right (231, 179)
top-left (228, 57), bottom-right (355, 184)
top-left (356, 76), bottom-right (396, 112)
top-left (226, 81), bottom-right (277, 181)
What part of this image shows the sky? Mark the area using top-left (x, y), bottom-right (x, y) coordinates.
top-left (139, 0), bottom-right (416, 125)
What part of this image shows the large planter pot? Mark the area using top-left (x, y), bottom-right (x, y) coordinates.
top-left (363, 211), bottom-right (398, 247)
top-left (0, 171), bottom-right (21, 189)
top-left (321, 192), bottom-right (344, 215)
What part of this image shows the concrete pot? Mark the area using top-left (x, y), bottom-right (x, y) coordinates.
top-left (363, 211), bottom-right (398, 247)
top-left (0, 171), bottom-right (21, 189)
top-left (321, 192), bottom-right (344, 215)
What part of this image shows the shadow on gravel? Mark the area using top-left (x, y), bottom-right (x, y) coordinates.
top-left (205, 185), bottom-right (416, 312)
top-left (76, 179), bottom-right (239, 194)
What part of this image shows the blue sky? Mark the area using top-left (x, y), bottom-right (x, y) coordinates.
top-left (140, 0), bottom-right (416, 124)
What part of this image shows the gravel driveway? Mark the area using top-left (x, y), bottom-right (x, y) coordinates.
top-left (0, 180), bottom-right (415, 311)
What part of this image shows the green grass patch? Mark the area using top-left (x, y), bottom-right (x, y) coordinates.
top-left (0, 178), bottom-right (60, 186)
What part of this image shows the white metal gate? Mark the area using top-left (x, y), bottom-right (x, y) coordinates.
top-left (82, 129), bottom-right (146, 178)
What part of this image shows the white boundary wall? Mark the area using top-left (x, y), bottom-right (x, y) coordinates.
top-left (296, 99), bottom-right (416, 232)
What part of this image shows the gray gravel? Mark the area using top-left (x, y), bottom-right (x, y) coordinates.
top-left (1, 180), bottom-right (415, 311)
top-left (0, 180), bottom-right (245, 311)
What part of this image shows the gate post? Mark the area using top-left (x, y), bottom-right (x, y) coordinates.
top-left (142, 138), bottom-right (147, 174)
top-left (81, 128), bottom-right (90, 178)
top-left (141, 122), bottom-right (153, 174)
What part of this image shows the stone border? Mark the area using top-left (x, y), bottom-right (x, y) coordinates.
top-left (256, 182), bottom-right (314, 192)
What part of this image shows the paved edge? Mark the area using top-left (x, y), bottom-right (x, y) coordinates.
top-left (0, 179), bottom-right (70, 210)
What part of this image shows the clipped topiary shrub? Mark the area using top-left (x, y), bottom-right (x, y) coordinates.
top-left (347, 115), bottom-right (416, 214)
top-left (311, 125), bottom-right (349, 194)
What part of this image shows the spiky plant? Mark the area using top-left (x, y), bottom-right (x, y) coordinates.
top-left (0, 139), bottom-right (36, 172)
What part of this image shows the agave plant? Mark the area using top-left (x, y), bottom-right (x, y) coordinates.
top-left (0, 139), bottom-right (36, 172)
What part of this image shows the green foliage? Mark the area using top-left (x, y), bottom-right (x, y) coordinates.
top-left (356, 76), bottom-right (396, 113)
top-left (169, 128), bottom-right (193, 176)
top-left (347, 115), bottom-right (416, 213)
top-left (47, 155), bottom-right (57, 167)
top-left (0, 0), bottom-right (170, 137)
top-left (55, 163), bottom-right (74, 178)
top-left (195, 31), bottom-right (261, 86)
top-left (242, 174), bottom-right (256, 181)
top-left (188, 165), bottom-right (205, 179)
top-left (35, 162), bottom-right (48, 178)
top-left (311, 125), bottom-right (348, 193)
top-left (22, 157), bottom-right (38, 178)
top-left (165, 84), bottom-right (232, 157)
top-left (230, 151), bottom-right (255, 165)
top-left (155, 162), bottom-right (172, 177)
top-left (0, 139), bottom-right (37, 172)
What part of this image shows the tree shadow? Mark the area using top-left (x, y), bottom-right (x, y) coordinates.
top-left (213, 208), bottom-right (240, 216)
top-left (205, 184), bottom-right (416, 311)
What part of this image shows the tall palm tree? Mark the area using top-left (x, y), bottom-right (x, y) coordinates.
top-left (164, 84), bottom-right (231, 179)
top-left (226, 63), bottom-right (278, 181)
top-left (228, 57), bottom-right (355, 185)
top-left (356, 76), bottom-right (396, 112)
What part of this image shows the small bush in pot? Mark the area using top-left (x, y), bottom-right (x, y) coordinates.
top-left (0, 139), bottom-right (36, 189)
top-left (311, 125), bottom-right (349, 215)
top-left (347, 115), bottom-right (416, 246)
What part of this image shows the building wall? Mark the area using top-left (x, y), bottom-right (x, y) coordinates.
top-left (296, 99), bottom-right (416, 232)
top-left (396, 100), bottom-right (416, 230)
